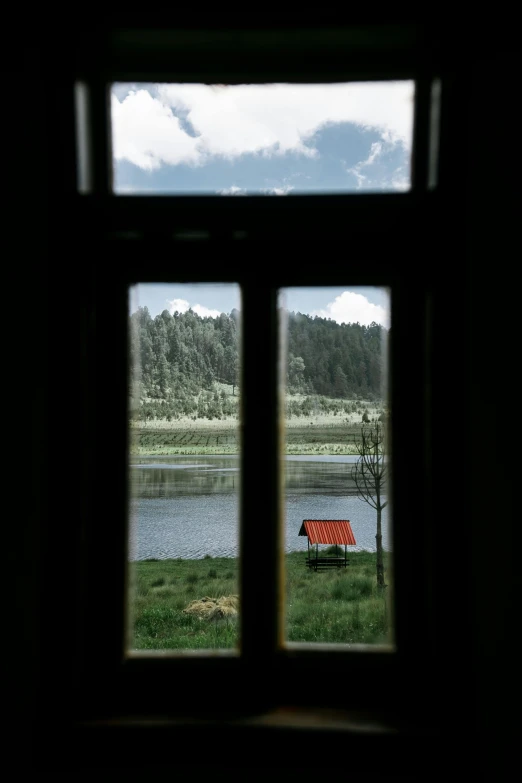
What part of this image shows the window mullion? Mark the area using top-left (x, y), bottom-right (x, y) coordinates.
top-left (87, 69), bottom-right (112, 196)
top-left (411, 75), bottom-right (432, 193)
top-left (239, 282), bottom-right (281, 674)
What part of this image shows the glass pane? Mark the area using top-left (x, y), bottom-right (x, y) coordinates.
top-left (127, 284), bottom-right (241, 652)
top-left (279, 287), bottom-right (393, 646)
top-left (111, 82), bottom-right (414, 194)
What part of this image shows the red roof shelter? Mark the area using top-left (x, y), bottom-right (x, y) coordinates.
top-left (298, 520), bottom-right (356, 570)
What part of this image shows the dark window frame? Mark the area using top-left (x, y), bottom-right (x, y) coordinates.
top-left (64, 22), bottom-right (457, 725)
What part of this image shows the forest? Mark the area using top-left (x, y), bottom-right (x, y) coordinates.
top-left (130, 306), bottom-right (387, 421)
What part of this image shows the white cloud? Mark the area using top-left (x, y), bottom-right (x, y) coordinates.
top-left (192, 304), bottom-right (222, 318)
top-left (311, 291), bottom-right (390, 328)
top-left (391, 173), bottom-right (409, 191)
top-left (167, 298), bottom-right (221, 318)
top-left (347, 141), bottom-right (384, 190)
top-left (112, 82), bottom-right (414, 171)
top-left (111, 90), bottom-right (199, 171)
top-left (168, 298), bottom-right (190, 313)
top-left (347, 169), bottom-right (367, 189)
top-left (366, 141), bottom-right (383, 165)
top-left (346, 141), bottom-right (411, 192)
top-left (218, 185), bottom-right (247, 195)
top-left (263, 185), bottom-right (294, 195)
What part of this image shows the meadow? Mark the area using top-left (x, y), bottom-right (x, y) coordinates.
top-left (130, 550), bottom-right (391, 650)
top-left (130, 394), bottom-right (385, 456)
top-left (129, 391), bottom-right (389, 649)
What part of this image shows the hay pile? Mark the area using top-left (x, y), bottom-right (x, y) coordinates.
top-left (183, 595), bottom-right (239, 622)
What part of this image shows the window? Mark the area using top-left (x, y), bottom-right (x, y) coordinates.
top-left (279, 287), bottom-right (393, 647)
top-left (71, 23), bottom-right (440, 719)
top-left (127, 283), bottom-right (242, 652)
top-left (111, 81), bottom-right (414, 195)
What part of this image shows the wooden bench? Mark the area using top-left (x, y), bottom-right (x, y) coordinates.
top-left (305, 556), bottom-right (349, 571)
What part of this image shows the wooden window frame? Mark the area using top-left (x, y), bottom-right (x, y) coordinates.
top-left (61, 22), bottom-right (460, 728)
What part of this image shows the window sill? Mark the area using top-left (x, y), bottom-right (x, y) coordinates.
top-left (66, 707), bottom-right (447, 771)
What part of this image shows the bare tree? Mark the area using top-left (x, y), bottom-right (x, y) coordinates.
top-left (351, 423), bottom-right (388, 588)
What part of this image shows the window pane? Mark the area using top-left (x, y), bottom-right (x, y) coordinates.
top-left (127, 284), bottom-right (241, 652)
top-left (111, 82), bottom-right (414, 194)
top-left (279, 287), bottom-right (393, 646)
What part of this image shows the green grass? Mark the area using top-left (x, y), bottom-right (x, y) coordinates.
top-left (130, 424), bottom-right (239, 456)
top-left (130, 421), bottom-right (369, 456)
top-left (128, 551), bottom-right (391, 650)
top-left (129, 556), bottom-right (240, 650)
top-left (129, 393), bottom-right (385, 456)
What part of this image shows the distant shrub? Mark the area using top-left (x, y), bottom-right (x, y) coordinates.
top-left (207, 569), bottom-right (218, 579)
top-left (186, 573), bottom-right (199, 584)
top-left (203, 554), bottom-right (213, 560)
top-left (324, 545), bottom-right (345, 557)
top-left (151, 577), bottom-right (166, 587)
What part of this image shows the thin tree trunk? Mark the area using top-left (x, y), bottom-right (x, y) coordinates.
top-left (376, 506), bottom-right (385, 588)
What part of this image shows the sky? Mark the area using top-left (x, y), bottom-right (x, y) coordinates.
top-left (112, 81), bottom-right (414, 195)
top-left (130, 285), bottom-right (390, 328)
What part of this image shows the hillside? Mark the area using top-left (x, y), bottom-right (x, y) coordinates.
top-left (130, 306), bottom-right (388, 424)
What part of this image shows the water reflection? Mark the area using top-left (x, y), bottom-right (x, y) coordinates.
top-left (129, 455), bottom-right (389, 560)
top-left (131, 455), bottom-right (361, 498)
top-left (133, 463), bottom-right (238, 498)
top-left (284, 458), bottom-right (359, 495)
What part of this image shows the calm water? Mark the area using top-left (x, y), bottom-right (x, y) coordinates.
top-left (129, 455), bottom-right (389, 560)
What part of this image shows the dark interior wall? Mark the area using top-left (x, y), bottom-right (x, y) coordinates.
top-left (21, 17), bottom-right (517, 773)
top-left (467, 59), bottom-right (516, 746)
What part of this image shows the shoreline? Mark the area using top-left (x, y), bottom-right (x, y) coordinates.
top-left (130, 419), bottom-right (374, 457)
top-left (130, 445), bottom-right (361, 456)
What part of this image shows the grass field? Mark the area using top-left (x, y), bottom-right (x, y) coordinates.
top-left (130, 419), bottom-right (377, 456)
top-left (129, 550), bottom-right (391, 650)
top-left (130, 425), bottom-right (239, 455)
top-left (131, 389), bottom-right (386, 455)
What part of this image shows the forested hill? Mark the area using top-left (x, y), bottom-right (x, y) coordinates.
top-left (130, 306), bottom-right (386, 405)
top-left (285, 311), bottom-right (385, 398)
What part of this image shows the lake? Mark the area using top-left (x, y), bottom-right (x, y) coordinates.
top-left (129, 455), bottom-right (389, 560)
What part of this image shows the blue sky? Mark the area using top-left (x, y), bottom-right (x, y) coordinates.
top-left (112, 82), bottom-right (413, 195)
top-left (130, 284), bottom-right (390, 328)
